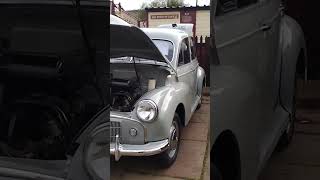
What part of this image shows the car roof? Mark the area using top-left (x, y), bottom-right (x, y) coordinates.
top-left (141, 28), bottom-right (189, 45)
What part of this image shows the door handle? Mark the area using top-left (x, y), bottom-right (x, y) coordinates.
top-left (260, 24), bottom-right (272, 31)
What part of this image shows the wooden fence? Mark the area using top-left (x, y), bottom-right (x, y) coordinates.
top-left (194, 36), bottom-right (210, 86)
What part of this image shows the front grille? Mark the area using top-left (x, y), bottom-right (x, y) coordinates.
top-left (110, 121), bottom-right (121, 142)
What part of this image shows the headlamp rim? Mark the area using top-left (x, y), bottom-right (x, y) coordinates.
top-left (136, 99), bottom-right (158, 122)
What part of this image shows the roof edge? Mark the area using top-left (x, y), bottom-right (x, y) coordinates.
top-left (145, 5), bottom-right (210, 12)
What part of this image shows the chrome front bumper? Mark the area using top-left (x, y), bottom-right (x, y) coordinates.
top-left (110, 135), bottom-right (169, 161)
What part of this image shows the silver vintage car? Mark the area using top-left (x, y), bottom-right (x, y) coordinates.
top-left (211, 0), bottom-right (307, 179)
top-left (110, 15), bottom-right (205, 167)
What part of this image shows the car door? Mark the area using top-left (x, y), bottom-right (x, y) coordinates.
top-left (215, 0), bottom-right (277, 175)
top-left (177, 37), bottom-right (197, 112)
top-left (189, 37), bottom-right (200, 102)
top-left (254, 0), bottom-right (286, 168)
top-left (255, 0), bottom-right (282, 109)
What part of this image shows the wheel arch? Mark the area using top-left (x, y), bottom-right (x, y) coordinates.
top-left (280, 15), bottom-right (307, 112)
top-left (175, 103), bottom-right (186, 126)
top-left (211, 130), bottom-right (241, 180)
top-left (197, 66), bottom-right (206, 96)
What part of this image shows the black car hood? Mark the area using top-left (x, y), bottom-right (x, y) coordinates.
top-left (0, 0), bottom-right (106, 57)
top-left (110, 15), bottom-right (169, 64)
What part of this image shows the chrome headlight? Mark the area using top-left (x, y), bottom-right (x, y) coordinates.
top-left (136, 100), bottom-right (158, 122)
top-left (84, 123), bottom-right (108, 180)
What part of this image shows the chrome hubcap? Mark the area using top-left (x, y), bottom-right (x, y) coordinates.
top-left (168, 121), bottom-right (179, 158)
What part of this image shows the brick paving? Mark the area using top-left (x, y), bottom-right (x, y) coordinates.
top-left (111, 96), bottom-right (210, 180)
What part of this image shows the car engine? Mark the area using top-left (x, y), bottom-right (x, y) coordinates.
top-left (111, 78), bottom-right (143, 112)
top-left (0, 54), bottom-right (103, 160)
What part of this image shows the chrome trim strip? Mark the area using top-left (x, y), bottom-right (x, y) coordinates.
top-left (217, 28), bottom-right (261, 49)
top-left (177, 69), bottom-right (195, 77)
top-left (216, 7), bottom-right (282, 50)
top-left (110, 139), bottom-right (169, 161)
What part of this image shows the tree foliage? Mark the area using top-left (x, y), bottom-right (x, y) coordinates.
top-left (147, 0), bottom-right (186, 8)
top-left (167, 0), bottom-right (186, 7)
top-left (137, 0), bottom-right (187, 20)
top-left (150, 0), bottom-right (166, 7)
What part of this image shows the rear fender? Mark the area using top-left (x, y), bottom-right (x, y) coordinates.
top-left (196, 66), bottom-right (206, 96)
top-left (280, 15), bottom-right (307, 113)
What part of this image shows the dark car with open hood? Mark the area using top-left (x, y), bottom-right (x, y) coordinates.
top-left (0, 1), bottom-right (108, 180)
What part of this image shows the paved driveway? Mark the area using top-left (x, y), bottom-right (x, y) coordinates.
top-left (260, 81), bottom-right (320, 180)
top-left (111, 95), bottom-right (210, 180)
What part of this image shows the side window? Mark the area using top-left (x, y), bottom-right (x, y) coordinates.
top-left (190, 38), bottom-right (196, 60)
top-left (182, 38), bottom-right (191, 64)
top-left (178, 38), bottom-right (191, 66)
top-left (178, 48), bottom-right (184, 66)
top-left (216, 0), bottom-right (258, 16)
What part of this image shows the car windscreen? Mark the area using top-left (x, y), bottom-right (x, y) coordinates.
top-left (152, 39), bottom-right (174, 62)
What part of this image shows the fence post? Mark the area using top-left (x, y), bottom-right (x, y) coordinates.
top-left (205, 36), bottom-right (210, 86)
top-left (199, 36), bottom-right (203, 65)
top-left (195, 36), bottom-right (198, 57)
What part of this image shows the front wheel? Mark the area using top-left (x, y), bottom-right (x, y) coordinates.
top-left (157, 113), bottom-right (181, 167)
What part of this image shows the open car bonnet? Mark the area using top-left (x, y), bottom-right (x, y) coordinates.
top-left (0, 1), bottom-right (108, 180)
top-left (110, 15), bottom-right (174, 70)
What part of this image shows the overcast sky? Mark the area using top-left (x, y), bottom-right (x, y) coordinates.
top-left (113, 0), bottom-right (210, 10)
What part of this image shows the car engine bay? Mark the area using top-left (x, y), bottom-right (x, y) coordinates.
top-left (110, 62), bottom-right (171, 112)
top-left (111, 78), bottom-right (143, 112)
top-left (0, 54), bottom-right (103, 160)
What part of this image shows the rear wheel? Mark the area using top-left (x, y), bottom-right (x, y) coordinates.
top-left (158, 113), bottom-right (181, 167)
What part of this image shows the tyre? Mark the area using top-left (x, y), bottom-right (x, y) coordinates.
top-left (158, 113), bottom-right (181, 167)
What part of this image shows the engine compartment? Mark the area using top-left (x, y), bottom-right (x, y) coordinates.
top-left (0, 2), bottom-right (108, 167)
top-left (111, 78), bottom-right (142, 112)
top-left (0, 54), bottom-right (103, 160)
top-left (110, 62), bottom-right (170, 112)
